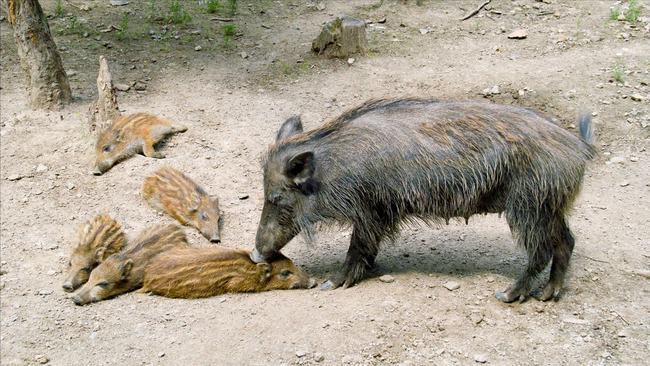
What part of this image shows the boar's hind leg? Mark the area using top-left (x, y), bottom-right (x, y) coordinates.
top-left (496, 208), bottom-right (557, 303)
top-left (320, 225), bottom-right (381, 290)
top-left (538, 218), bottom-right (575, 301)
top-left (143, 138), bottom-right (164, 159)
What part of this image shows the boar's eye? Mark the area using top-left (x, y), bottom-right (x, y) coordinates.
top-left (199, 212), bottom-right (208, 221)
top-left (96, 281), bottom-right (110, 289)
top-left (280, 269), bottom-right (292, 278)
top-left (102, 144), bottom-right (113, 153)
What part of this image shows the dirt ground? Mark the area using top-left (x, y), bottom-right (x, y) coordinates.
top-left (1, 0), bottom-right (649, 365)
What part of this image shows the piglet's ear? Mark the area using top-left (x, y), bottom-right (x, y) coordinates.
top-left (120, 259), bottom-right (133, 280)
top-left (94, 247), bottom-right (106, 262)
top-left (257, 262), bottom-right (272, 283)
top-left (276, 115), bottom-right (303, 142)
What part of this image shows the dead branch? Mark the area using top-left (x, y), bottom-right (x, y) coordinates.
top-left (460, 0), bottom-right (492, 21)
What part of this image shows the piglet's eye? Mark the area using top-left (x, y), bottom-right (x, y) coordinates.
top-left (199, 212), bottom-right (208, 221)
top-left (280, 270), bottom-right (292, 278)
top-left (97, 282), bottom-right (110, 289)
top-left (102, 145), bottom-right (112, 152)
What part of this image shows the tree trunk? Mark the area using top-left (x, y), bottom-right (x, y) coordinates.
top-left (88, 56), bottom-right (120, 134)
top-left (312, 16), bottom-right (368, 59)
top-left (7, 0), bottom-right (72, 109)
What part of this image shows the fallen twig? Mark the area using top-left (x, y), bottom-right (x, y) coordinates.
top-left (611, 309), bottom-right (630, 325)
top-left (211, 17), bottom-right (234, 22)
top-left (575, 253), bottom-right (609, 264)
top-left (460, 0), bottom-right (491, 21)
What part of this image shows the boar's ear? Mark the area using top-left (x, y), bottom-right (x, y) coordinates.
top-left (276, 115), bottom-right (303, 142)
top-left (119, 259), bottom-right (133, 280)
top-left (94, 247), bottom-right (106, 262)
top-left (257, 262), bottom-right (272, 283)
top-left (285, 152), bottom-right (319, 195)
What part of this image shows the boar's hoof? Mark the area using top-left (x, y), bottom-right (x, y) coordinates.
top-left (495, 288), bottom-right (527, 303)
top-left (534, 283), bottom-right (561, 302)
top-left (249, 249), bottom-right (266, 263)
top-left (62, 283), bottom-right (74, 292)
top-left (319, 280), bottom-right (339, 291)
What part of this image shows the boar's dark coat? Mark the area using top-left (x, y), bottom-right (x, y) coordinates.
top-left (252, 98), bottom-right (596, 303)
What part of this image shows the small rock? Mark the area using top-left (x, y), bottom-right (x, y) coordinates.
top-left (481, 85), bottom-right (500, 96)
top-left (419, 28), bottom-right (430, 35)
top-left (630, 156), bottom-right (639, 162)
top-left (7, 174), bottom-right (23, 181)
top-left (66, 182), bottom-right (75, 190)
top-left (469, 312), bottom-right (483, 325)
top-left (36, 164), bottom-right (48, 173)
top-left (238, 194), bottom-right (249, 200)
top-left (617, 329), bottom-right (630, 338)
top-left (240, 51), bottom-right (249, 59)
top-left (474, 354), bottom-right (488, 363)
top-left (38, 289), bottom-right (53, 296)
top-left (507, 29), bottom-right (528, 39)
top-left (295, 350), bottom-right (307, 358)
top-left (617, 13), bottom-right (626, 21)
top-left (379, 274), bottom-right (395, 283)
top-left (195, 45), bottom-right (202, 51)
top-left (114, 83), bottom-right (130, 92)
top-left (34, 355), bottom-right (49, 364)
top-left (134, 82), bottom-right (147, 91)
top-left (608, 156), bottom-right (626, 165)
top-left (46, 270), bottom-right (56, 276)
top-left (619, 181), bottom-right (630, 187)
top-left (158, 352), bottom-right (165, 358)
top-left (443, 281), bottom-right (460, 291)
top-left (314, 352), bottom-right (325, 362)
top-left (110, 0), bottom-right (128, 5)
top-left (630, 94), bottom-right (644, 102)
top-left (66, 70), bottom-right (77, 77)
top-left (347, 57), bottom-right (355, 65)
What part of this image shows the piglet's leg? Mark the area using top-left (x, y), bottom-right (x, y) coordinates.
top-left (143, 138), bottom-right (164, 159)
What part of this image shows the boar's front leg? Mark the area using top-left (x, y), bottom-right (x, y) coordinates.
top-left (320, 225), bottom-right (380, 290)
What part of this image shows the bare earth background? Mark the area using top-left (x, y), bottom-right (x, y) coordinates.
top-left (1, 1), bottom-right (649, 365)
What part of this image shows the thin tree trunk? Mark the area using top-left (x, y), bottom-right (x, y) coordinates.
top-left (88, 56), bottom-right (120, 134)
top-left (7, 0), bottom-right (72, 109)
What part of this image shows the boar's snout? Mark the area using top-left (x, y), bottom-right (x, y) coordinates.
top-left (249, 248), bottom-right (268, 263)
top-left (92, 168), bottom-right (103, 176)
top-left (209, 235), bottom-right (221, 244)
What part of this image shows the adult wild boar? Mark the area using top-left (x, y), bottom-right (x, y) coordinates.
top-left (250, 98), bottom-right (596, 303)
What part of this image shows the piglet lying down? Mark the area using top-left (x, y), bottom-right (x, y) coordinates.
top-left (141, 247), bottom-right (316, 299)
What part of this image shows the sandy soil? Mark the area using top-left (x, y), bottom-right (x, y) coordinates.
top-left (1, 1), bottom-right (649, 365)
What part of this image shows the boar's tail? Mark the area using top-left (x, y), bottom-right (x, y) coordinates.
top-left (578, 113), bottom-right (594, 145)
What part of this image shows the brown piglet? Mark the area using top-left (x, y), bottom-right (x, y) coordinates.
top-left (142, 167), bottom-right (222, 243)
top-left (63, 214), bottom-right (126, 292)
top-left (71, 224), bottom-right (188, 305)
top-left (94, 113), bottom-right (187, 175)
top-left (141, 247), bottom-right (315, 298)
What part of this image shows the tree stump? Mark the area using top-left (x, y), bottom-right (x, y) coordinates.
top-left (7, 0), bottom-right (72, 109)
top-left (312, 16), bottom-right (368, 58)
top-left (88, 56), bottom-right (120, 134)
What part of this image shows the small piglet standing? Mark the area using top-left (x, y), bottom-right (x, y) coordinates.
top-left (63, 214), bottom-right (125, 292)
top-left (143, 166), bottom-right (222, 243)
top-left (93, 113), bottom-right (187, 175)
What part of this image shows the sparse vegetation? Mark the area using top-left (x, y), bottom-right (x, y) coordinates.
top-left (167, 0), bottom-right (192, 25)
top-left (222, 24), bottom-right (236, 47)
top-left (626, 0), bottom-right (642, 23)
top-left (206, 0), bottom-right (221, 14)
top-left (116, 14), bottom-right (129, 41)
top-left (54, 0), bottom-right (64, 18)
top-left (227, 0), bottom-right (237, 16)
top-left (612, 65), bottom-right (625, 83)
top-left (610, 0), bottom-right (643, 23)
